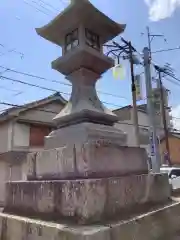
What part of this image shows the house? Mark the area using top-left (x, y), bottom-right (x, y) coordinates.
top-left (0, 92), bottom-right (66, 205)
top-left (160, 132), bottom-right (180, 166)
top-left (114, 103), bottom-right (172, 156)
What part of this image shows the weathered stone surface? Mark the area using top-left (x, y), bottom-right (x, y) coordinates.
top-left (45, 122), bottom-right (127, 149)
top-left (1, 201), bottom-right (180, 240)
top-left (110, 201), bottom-right (180, 240)
top-left (0, 213), bottom-right (110, 240)
top-left (4, 173), bottom-right (170, 224)
top-left (26, 124), bottom-right (148, 180)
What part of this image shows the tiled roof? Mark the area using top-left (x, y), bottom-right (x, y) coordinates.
top-left (0, 92), bottom-right (67, 122)
top-left (113, 104), bottom-right (148, 114)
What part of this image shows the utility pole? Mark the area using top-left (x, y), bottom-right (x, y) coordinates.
top-left (147, 26), bottom-right (152, 60)
top-left (146, 26), bottom-right (165, 59)
top-left (145, 26), bottom-right (167, 170)
top-left (128, 41), bottom-right (140, 147)
top-left (106, 39), bottom-right (141, 147)
top-left (158, 71), bottom-right (171, 166)
top-left (154, 65), bottom-right (172, 166)
top-left (143, 47), bottom-right (161, 173)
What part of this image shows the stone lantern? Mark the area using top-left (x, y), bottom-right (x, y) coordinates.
top-left (31, 0), bottom-right (149, 180)
top-left (36, 0), bottom-right (126, 128)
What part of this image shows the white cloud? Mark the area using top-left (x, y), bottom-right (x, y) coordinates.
top-left (145, 0), bottom-right (180, 21)
top-left (171, 105), bottom-right (180, 130)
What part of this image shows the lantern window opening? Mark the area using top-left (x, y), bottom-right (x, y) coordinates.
top-left (65, 28), bottom-right (79, 53)
top-left (85, 28), bottom-right (100, 51)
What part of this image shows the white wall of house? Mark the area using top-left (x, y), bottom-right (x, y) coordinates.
top-left (13, 122), bottom-right (30, 147)
top-left (18, 102), bottom-right (62, 124)
top-left (115, 110), bottom-right (148, 146)
top-left (0, 161), bottom-right (9, 205)
top-left (115, 108), bottom-right (165, 157)
top-left (0, 102), bottom-right (63, 153)
top-left (0, 122), bottom-right (13, 153)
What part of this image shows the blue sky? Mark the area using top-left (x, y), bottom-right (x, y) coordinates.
top-left (0, 0), bottom-right (180, 125)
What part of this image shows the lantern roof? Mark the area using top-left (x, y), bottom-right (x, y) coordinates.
top-left (36, 0), bottom-right (126, 46)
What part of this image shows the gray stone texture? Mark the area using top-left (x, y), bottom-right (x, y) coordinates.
top-left (5, 173), bottom-right (170, 224)
top-left (1, 201), bottom-right (180, 240)
top-left (50, 68), bottom-right (118, 127)
top-left (109, 201), bottom-right (180, 240)
top-left (26, 146), bottom-right (148, 180)
top-left (45, 122), bottom-right (127, 149)
top-left (24, 122), bottom-right (148, 180)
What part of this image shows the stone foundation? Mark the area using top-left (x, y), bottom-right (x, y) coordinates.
top-left (1, 201), bottom-right (180, 240)
top-left (4, 173), bottom-right (170, 224)
top-left (26, 123), bottom-right (148, 180)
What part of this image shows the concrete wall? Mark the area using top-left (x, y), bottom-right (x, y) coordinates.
top-left (9, 164), bottom-right (22, 181)
top-left (0, 159), bottom-right (28, 205)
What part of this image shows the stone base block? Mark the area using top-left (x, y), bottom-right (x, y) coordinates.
top-left (26, 123), bottom-right (148, 180)
top-left (1, 201), bottom-right (180, 240)
top-left (4, 173), bottom-right (170, 224)
top-left (45, 122), bottom-right (127, 150)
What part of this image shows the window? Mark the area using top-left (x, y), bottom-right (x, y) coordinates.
top-left (30, 125), bottom-right (51, 147)
top-left (85, 28), bottom-right (100, 51)
top-left (65, 29), bottom-right (79, 53)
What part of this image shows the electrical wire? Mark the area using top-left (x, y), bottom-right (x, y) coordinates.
top-left (0, 65), bottom-right (70, 86)
top-left (0, 76), bottom-right (126, 108)
top-left (38, 0), bottom-right (59, 12)
top-left (152, 47), bottom-right (180, 54)
top-left (0, 85), bottom-right (21, 93)
top-left (31, 0), bottom-right (56, 14)
top-left (23, 0), bottom-right (50, 16)
top-left (0, 100), bottom-right (170, 131)
top-left (1, 76), bottom-right (63, 93)
top-left (23, 0), bottom-right (66, 16)
top-left (0, 65), bottom-right (128, 100)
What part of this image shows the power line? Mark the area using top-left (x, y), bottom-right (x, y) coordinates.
top-left (23, 0), bottom-right (65, 16)
top-left (0, 65), bottom-right (128, 100)
top-left (0, 100), bottom-right (170, 130)
top-left (31, 0), bottom-right (56, 14)
top-left (0, 65), bottom-right (70, 86)
top-left (0, 85), bottom-right (21, 93)
top-left (23, 0), bottom-right (50, 16)
top-left (165, 77), bottom-right (180, 87)
top-left (152, 47), bottom-right (180, 54)
top-left (0, 76), bottom-right (125, 108)
top-left (38, 0), bottom-right (59, 12)
top-left (1, 76), bottom-right (62, 93)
